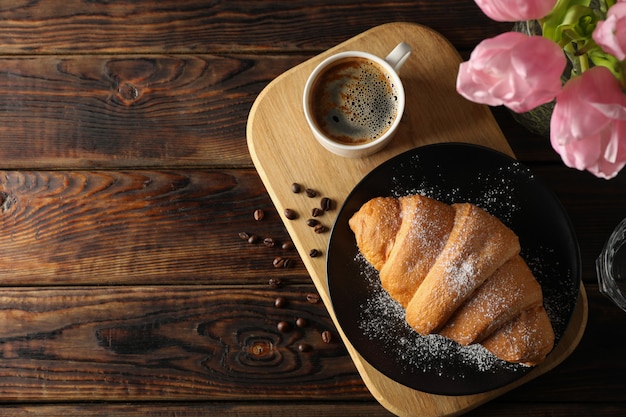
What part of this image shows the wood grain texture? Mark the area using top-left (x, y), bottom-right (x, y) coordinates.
top-left (0, 169), bottom-right (314, 285)
top-left (0, 54), bottom-right (307, 168)
top-left (0, 164), bottom-right (620, 287)
top-left (0, 286), bottom-right (366, 401)
top-left (0, 1), bottom-right (509, 54)
top-left (0, 401), bottom-right (624, 417)
top-left (0, 284), bottom-right (613, 403)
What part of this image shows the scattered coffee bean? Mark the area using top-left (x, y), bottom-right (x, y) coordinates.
top-left (281, 241), bottom-right (294, 250)
top-left (254, 209), bottom-right (265, 221)
top-left (291, 182), bottom-right (302, 193)
top-left (298, 343), bottom-right (312, 352)
top-left (238, 231), bottom-right (251, 240)
top-left (296, 317), bottom-right (308, 328)
top-left (277, 321), bottom-right (291, 332)
top-left (313, 224), bottom-right (327, 234)
top-left (284, 208), bottom-right (298, 220)
top-left (263, 237), bottom-right (276, 248)
top-left (305, 188), bottom-right (317, 198)
top-left (273, 257), bottom-right (285, 268)
top-left (309, 248), bottom-right (320, 258)
top-left (269, 278), bottom-right (282, 288)
top-left (321, 330), bottom-right (332, 344)
top-left (274, 296), bottom-right (287, 308)
top-left (247, 234), bottom-right (260, 244)
top-left (306, 293), bottom-right (320, 304)
top-left (311, 207), bottom-right (323, 217)
top-left (321, 197), bottom-right (333, 211)
top-left (283, 258), bottom-right (293, 268)
top-left (306, 218), bottom-right (319, 227)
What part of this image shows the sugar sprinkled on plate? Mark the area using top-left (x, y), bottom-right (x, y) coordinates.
top-left (356, 252), bottom-right (521, 378)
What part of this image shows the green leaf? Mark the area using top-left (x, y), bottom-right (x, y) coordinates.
top-left (542, 0), bottom-right (594, 45)
top-left (588, 48), bottom-right (626, 86)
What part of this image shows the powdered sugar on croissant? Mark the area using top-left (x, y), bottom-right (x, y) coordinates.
top-left (348, 194), bottom-right (554, 366)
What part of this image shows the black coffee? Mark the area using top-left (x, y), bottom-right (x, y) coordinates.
top-left (309, 57), bottom-right (399, 145)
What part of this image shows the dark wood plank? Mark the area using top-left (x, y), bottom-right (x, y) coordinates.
top-left (0, 54), bottom-right (556, 170)
top-left (468, 402), bottom-right (626, 417)
top-left (0, 284), bottom-right (620, 403)
top-left (0, 1), bottom-right (509, 54)
top-left (0, 165), bottom-right (622, 286)
top-left (0, 52), bottom-right (606, 170)
top-left (2, 401), bottom-right (624, 417)
top-left (0, 286), bottom-right (368, 401)
top-left (0, 402), bottom-right (396, 417)
top-left (31, 160), bottom-right (610, 322)
top-left (0, 54), bottom-right (563, 170)
top-left (0, 54), bottom-right (306, 169)
top-left (0, 169), bottom-right (319, 285)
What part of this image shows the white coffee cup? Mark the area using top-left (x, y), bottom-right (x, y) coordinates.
top-left (303, 42), bottom-right (411, 158)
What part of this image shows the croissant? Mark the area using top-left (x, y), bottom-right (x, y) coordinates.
top-left (348, 194), bottom-right (554, 366)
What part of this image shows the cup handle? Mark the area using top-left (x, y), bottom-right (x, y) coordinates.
top-left (385, 42), bottom-right (412, 73)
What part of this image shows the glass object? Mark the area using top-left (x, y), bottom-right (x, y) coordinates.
top-left (597, 218), bottom-right (626, 311)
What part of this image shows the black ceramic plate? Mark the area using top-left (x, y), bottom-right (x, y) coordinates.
top-left (327, 143), bottom-right (580, 396)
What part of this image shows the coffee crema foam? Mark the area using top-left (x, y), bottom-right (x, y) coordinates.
top-left (310, 57), bottom-right (399, 145)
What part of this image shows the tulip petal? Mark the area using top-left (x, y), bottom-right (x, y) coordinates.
top-left (550, 67), bottom-right (626, 179)
top-left (474, 0), bottom-right (558, 22)
top-left (457, 32), bottom-right (566, 113)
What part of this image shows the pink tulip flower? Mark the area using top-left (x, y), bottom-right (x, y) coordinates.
top-left (551, 66), bottom-right (626, 179)
top-left (457, 32), bottom-right (566, 113)
top-left (593, 3), bottom-right (626, 60)
top-left (474, 0), bottom-right (558, 22)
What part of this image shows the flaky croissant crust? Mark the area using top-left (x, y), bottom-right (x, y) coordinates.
top-left (349, 194), bottom-right (554, 366)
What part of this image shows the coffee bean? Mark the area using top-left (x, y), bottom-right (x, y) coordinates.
top-left (311, 207), bottom-right (323, 217)
top-left (306, 218), bottom-right (319, 227)
top-left (305, 188), bottom-right (317, 198)
top-left (273, 257), bottom-right (285, 268)
top-left (274, 296), bottom-right (287, 308)
top-left (321, 197), bottom-right (333, 211)
top-left (254, 209), bottom-right (265, 221)
top-left (313, 224), bottom-right (327, 234)
top-left (291, 183), bottom-right (302, 193)
top-left (306, 293), bottom-right (320, 304)
top-left (238, 231), bottom-right (251, 240)
top-left (283, 258), bottom-right (293, 268)
top-left (298, 343), bottom-right (312, 352)
top-left (296, 317), bottom-right (308, 328)
top-left (321, 330), bottom-right (332, 343)
top-left (247, 234), bottom-right (260, 244)
top-left (277, 321), bottom-right (290, 332)
top-left (269, 278), bottom-right (282, 288)
top-left (284, 208), bottom-right (298, 220)
top-left (309, 248), bottom-right (320, 258)
top-left (281, 241), bottom-right (294, 250)
top-left (263, 237), bottom-right (276, 248)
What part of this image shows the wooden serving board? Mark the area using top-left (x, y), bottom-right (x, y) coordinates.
top-left (247, 22), bottom-right (588, 417)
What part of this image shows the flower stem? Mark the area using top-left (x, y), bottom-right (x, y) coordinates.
top-left (578, 44), bottom-right (590, 73)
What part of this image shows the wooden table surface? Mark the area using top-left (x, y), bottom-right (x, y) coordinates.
top-left (0, 1), bottom-right (624, 416)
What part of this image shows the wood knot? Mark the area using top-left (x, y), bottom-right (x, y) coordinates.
top-left (118, 82), bottom-right (140, 104)
top-left (0, 192), bottom-right (12, 213)
top-left (247, 340), bottom-right (274, 360)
